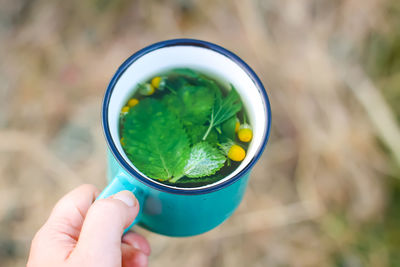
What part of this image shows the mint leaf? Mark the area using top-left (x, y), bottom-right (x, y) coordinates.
top-left (212, 85), bottom-right (242, 125)
top-left (221, 115), bottom-right (237, 140)
top-left (202, 85), bottom-right (242, 140)
top-left (122, 98), bottom-right (190, 181)
top-left (186, 125), bottom-right (219, 145)
top-left (171, 68), bottom-right (200, 79)
top-left (162, 85), bottom-right (215, 126)
top-left (197, 75), bottom-right (222, 94)
top-left (180, 85), bottom-right (215, 125)
top-left (170, 174), bottom-right (225, 187)
top-left (161, 92), bottom-right (182, 118)
top-left (181, 142), bottom-right (226, 179)
top-left (164, 76), bottom-right (187, 94)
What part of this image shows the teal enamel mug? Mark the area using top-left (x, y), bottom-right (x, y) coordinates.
top-left (98, 39), bottom-right (271, 237)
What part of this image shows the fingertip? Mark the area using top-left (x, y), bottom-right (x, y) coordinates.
top-left (122, 232), bottom-right (151, 256)
top-left (122, 244), bottom-right (148, 267)
top-left (90, 196), bottom-right (139, 229)
top-left (112, 190), bottom-right (138, 208)
top-left (134, 251), bottom-right (148, 267)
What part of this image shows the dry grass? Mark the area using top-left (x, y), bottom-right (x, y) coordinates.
top-left (0, 0), bottom-right (399, 266)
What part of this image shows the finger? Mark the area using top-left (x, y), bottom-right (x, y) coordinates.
top-left (122, 232), bottom-right (151, 256)
top-left (71, 190), bottom-right (139, 265)
top-left (47, 184), bottom-right (100, 235)
top-left (121, 243), bottom-right (148, 267)
top-left (29, 184), bottom-right (100, 262)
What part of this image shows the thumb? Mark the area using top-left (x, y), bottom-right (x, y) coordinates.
top-left (70, 190), bottom-right (139, 264)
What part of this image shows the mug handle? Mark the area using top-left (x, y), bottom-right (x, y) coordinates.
top-left (97, 174), bottom-right (145, 233)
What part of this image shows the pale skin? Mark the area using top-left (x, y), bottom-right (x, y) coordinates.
top-left (27, 184), bottom-right (150, 267)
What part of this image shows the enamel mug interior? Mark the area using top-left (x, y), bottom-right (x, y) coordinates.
top-left (103, 39), bottom-right (271, 194)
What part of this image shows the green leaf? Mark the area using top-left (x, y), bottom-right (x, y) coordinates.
top-left (197, 76), bottom-right (222, 95)
top-left (205, 129), bottom-right (219, 145)
top-left (162, 85), bottom-right (215, 126)
top-left (213, 85), bottom-right (242, 125)
top-left (164, 76), bottom-right (187, 94)
top-left (186, 125), bottom-right (218, 145)
top-left (122, 98), bottom-right (190, 181)
top-left (180, 85), bottom-right (215, 125)
top-left (180, 142), bottom-right (226, 179)
top-left (170, 174), bottom-right (225, 187)
top-left (202, 85), bottom-right (242, 140)
top-left (161, 92), bottom-right (182, 118)
top-left (221, 115), bottom-right (237, 140)
top-left (171, 68), bottom-right (200, 79)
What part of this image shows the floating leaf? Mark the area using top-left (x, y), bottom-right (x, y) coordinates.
top-left (179, 142), bottom-right (226, 180)
top-left (221, 115), bottom-right (237, 140)
top-left (202, 85), bottom-right (242, 140)
top-left (162, 85), bottom-right (215, 126)
top-left (122, 98), bottom-right (190, 181)
top-left (171, 68), bottom-right (200, 79)
top-left (186, 124), bottom-right (218, 145)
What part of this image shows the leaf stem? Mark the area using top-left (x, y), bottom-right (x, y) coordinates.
top-left (165, 85), bottom-right (177, 94)
top-left (202, 113), bottom-right (214, 140)
top-left (169, 175), bottom-right (183, 183)
top-left (202, 123), bottom-right (213, 140)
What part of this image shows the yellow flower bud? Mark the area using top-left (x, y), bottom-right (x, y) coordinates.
top-left (128, 98), bottom-right (139, 107)
top-left (228, 144), bottom-right (246, 162)
top-left (151, 76), bottom-right (162, 89)
top-left (148, 86), bottom-right (155, 95)
top-left (139, 83), bottom-right (155, 96)
top-left (235, 120), bottom-right (240, 133)
top-left (120, 137), bottom-right (125, 146)
top-left (238, 124), bottom-right (252, 142)
top-left (121, 106), bottom-right (130, 114)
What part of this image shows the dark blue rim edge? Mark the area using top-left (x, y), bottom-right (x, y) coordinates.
top-left (102, 38), bottom-right (272, 195)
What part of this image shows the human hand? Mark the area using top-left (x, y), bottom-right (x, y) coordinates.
top-left (27, 184), bottom-right (150, 267)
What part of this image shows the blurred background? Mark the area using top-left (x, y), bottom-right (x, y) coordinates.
top-left (1, 0), bottom-right (400, 266)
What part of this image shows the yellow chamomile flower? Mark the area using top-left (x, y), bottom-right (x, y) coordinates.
top-left (220, 140), bottom-right (246, 162)
top-left (235, 119), bottom-right (240, 133)
top-left (238, 123), bottom-right (252, 142)
top-left (139, 83), bottom-right (155, 96)
top-left (228, 144), bottom-right (246, 162)
top-left (121, 106), bottom-right (130, 114)
top-left (151, 76), bottom-right (162, 89)
top-left (128, 98), bottom-right (139, 107)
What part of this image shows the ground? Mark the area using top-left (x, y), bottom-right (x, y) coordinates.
top-left (0, 0), bottom-right (400, 266)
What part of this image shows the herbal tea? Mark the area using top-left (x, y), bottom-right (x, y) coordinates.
top-left (119, 68), bottom-right (252, 187)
